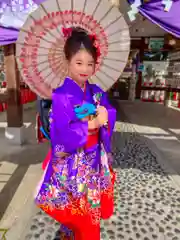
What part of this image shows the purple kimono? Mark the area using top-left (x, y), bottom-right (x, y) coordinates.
top-left (35, 77), bottom-right (116, 238)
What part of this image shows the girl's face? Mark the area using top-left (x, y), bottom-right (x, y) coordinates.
top-left (68, 49), bottom-right (95, 86)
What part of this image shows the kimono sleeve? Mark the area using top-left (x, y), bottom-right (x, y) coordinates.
top-left (91, 84), bottom-right (116, 153)
top-left (100, 91), bottom-right (116, 137)
top-left (99, 91), bottom-right (116, 153)
top-left (50, 91), bottom-right (88, 154)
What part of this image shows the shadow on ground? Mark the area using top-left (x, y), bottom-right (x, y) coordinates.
top-left (0, 106), bottom-right (49, 220)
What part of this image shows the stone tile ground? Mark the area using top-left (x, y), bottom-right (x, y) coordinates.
top-left (23, 120), bottom-right (180, 240)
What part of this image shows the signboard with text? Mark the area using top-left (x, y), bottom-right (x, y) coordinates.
top-left (148, 38), bottom-right (164, 50)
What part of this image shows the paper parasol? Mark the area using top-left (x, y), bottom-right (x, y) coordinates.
top-left (16, 0), bottom-right (130, 98)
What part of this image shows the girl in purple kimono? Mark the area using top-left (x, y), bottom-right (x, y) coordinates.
top-left (35, 28), bottom-right (116, 240)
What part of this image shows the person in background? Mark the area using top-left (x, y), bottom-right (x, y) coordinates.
top-left (36, 96), bottom-right (52, 143)
top-left (0, 64), bottom-right (5, 88)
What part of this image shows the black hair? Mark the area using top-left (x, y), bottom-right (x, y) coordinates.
top-left (64, 27), bottom-right (98, 62)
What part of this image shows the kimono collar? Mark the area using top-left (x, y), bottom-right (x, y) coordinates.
top-left (64, 77), bottom-right (89, 95)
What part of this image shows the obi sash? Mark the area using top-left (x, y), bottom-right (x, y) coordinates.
top-left (85, 128), bottom-right (99, 149)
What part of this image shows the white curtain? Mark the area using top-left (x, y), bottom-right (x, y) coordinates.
top-left (0, 2), bottom-right (38, 29)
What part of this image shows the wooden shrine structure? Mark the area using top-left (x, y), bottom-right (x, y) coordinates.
top-left (0, 44), bottom-right (24, 144)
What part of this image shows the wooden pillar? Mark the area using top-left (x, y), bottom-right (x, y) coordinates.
top-left (136, 37), bottom-right (145, 99)
top-left (4, 44), bottom-right (24, 144)
top-left (177, 92), bottom-right (180, 108)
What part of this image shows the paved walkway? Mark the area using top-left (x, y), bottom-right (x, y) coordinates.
top-left (119, 101), bottom-right (180, 178)
top-left (0, 103), bottom-right (49, 239)
top-left (0, 101), bottom-right (180, 240)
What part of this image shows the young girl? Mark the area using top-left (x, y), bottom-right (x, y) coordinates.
top-left (35, 28), bottom-right (116, 240)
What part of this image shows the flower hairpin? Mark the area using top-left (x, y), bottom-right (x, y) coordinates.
top-left (89, 34), bottom-right (101, 59)
top-left (62, 27), bottom-right (73, 38)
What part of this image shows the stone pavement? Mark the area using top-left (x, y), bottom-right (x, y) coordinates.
top-left (1, 101), bottom-right (180, 240)
top-left (119, 101), bottom-right (180, 177)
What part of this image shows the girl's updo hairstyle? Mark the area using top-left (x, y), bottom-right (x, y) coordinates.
top-left (64, 27), bottom-right (98, 62)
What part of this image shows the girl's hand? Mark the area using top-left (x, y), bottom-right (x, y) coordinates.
top-left (88, 118), bottom-right (99, 129)
top-left (81, 116), bottom-right (90, 122)
top-left (96, 106), bottom-right (108, 126)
